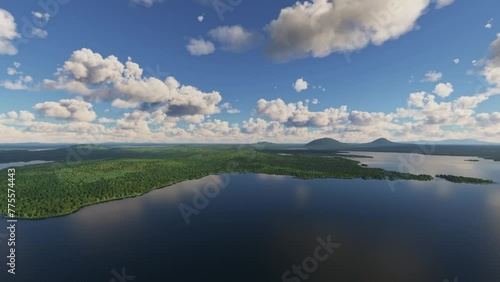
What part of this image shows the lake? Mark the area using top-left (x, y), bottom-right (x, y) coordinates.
top-left (0, 160), bottom-right (53, 171)
top-left (0, 153), bottom-right (499, 282)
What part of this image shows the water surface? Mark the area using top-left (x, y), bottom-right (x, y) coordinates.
top-left (0, 157), bottom-right (499, 282)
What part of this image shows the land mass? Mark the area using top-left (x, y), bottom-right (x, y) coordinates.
top-left (1, 138), bottom-right (498, 219)
top-left (1, 146), bottom-right (433, 219)
top-left (436, 175), bottom-right (495, 184)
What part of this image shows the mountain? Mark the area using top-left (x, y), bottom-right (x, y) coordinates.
top-left (410, 139), bottom-right (498, 145)
top-left (305, 138), bottom-right (348, 150)
top-left (363, 138), bottom-right (400, 147)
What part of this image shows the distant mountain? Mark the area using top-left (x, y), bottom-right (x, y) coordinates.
top-left (410, 139), bottom-right (498, 145)
top-left (69, 144), bottom-right (110, 150)
top-left (305, 138), bottom-right (349, 150)
top-left (305, 137), bottom-right (407, 150)
top-left (361, 138), bottom-right (400, 147)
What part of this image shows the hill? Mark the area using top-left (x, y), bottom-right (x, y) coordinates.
top-left (305, 138), bottom-right (348, 150)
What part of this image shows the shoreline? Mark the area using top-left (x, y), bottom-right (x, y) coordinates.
top-left (2, 171), bottom-right (496, 220)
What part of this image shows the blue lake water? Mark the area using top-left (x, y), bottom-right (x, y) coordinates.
top-left (0, 160), bottom-right (53, 171)
top-left (0, 153), bottom-right (499, 282)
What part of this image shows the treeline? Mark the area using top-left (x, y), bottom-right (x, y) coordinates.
top-left (0, 147), bottom-right (436, 219)
top-left (436, 175), bottom-right (495, 184)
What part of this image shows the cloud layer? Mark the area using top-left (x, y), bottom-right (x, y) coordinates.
top-left (265, 0), bottom-right (433, 62)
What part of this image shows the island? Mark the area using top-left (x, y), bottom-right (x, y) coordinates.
top-left (1, 138), bottom-right (498, 219)
top-left (0, 146), bottom-right (433, 219)
top-left (436, 175), bottom-right (495, 184)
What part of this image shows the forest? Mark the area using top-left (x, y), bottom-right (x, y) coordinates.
top-left (436, 174), bottom-right (495, 184)
top-left (1, 146), bottom-right (433, 219)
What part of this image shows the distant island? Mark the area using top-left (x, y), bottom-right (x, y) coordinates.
top-left (0, 146), bottom-right (435, 219)
top-left (436, 175), bottom-right (495, 184)
top-left (465, 159), bottom-right (479, 162)
top-left (0, 138), bottom-right (498, 219)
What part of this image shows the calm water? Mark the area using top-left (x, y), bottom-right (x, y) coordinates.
top-left (0, 160), bottom-right (53, 171)
top-left (0, 154), bottom-right (499, 282)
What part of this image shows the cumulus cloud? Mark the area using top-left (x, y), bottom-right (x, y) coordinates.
top-left (111, 98), bottom-right (140, 109)
top-left (0, 9), bottom-right (20, 55)
top-left (186, 38), bottom-right (216, 56)
top-left (397, 92), bottom-right (488, 127)
top-left (30, 28), bottom-right (48, 39)
top-left (312, 99), bottom-right (319, 105)
top-left (31, 11), bottom-right (50, 22)
top-left (0, 75), bottom-right (33, 90)
top-left (293, 78), bottom-right (308, 92)
top-left (434, 0), bottom-right (454, 9)
top-left (208, 25), bottom-right (262, 53)
top-left (433, 82), bottom-right (454, 98)
top-left (476, 112), bottom-right (500, 127)
top-left (43, 48), bottom-right (224, 121)
top-left (115, 110), bottom-right (151, 134)
top-left (221, 102), bottom-right (241, 114)
top-left (256, 98), bottom-right (349, 127)
top-left (422, 70), bottom-right (443, 82)
top-left (1, 62), bottom-right (33, 90)
top-left (483, 34), bottom-right (500, 87)
top-left (33, 99), bottom-right (97, 122)
top-left (265, 0), bottom-right (433, 62)
top-left (198, 15), bottom-right (204, 22)
top-left (453, 58), bottom-right (460, 64)
top-left (0, 110), bottom-right (35, 125)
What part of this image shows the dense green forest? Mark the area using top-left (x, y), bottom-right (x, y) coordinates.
top-left (1, 147), bottom-right (433, 219)
top-left (436, 175), bottom-right (495, 184)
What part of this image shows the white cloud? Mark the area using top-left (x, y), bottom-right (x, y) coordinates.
top-left (453, 58), bottom-right (460, 64)
top-left (422, 70), bottom-right (443, 82)
top-left (33, 99), bottom-right (97, 122)
top-left (98, 117), bottom-right (115, 123)
top-left (485, 18), bottom-right (494, 29)
top-left (0, 110), bottom-right (35, 125)
top-left (312, 99), bottom-right (319, 105)
top-left (476, 112), bottom-right (500, 127)
top-left (433, 82), bottom-right (454, 98)
top-left (111, 98), bottom-right (140, 109)
top-left (0, 9), bottom-right (20, 55)
top-left (31, 11), bottom-right (50, 22)
top-left (31, 28), bottom-right (48, 39)
top-left (293, 78), bottom-right (308, 92)
top-left (1, 62), bottom-right (34, 90)
top-left (227, 109), bottom-right (241, 114)
top-left (0, 75), bottom-right (33, 90)
top-left (208, 25), bottom-right (262, 53)
top-left (131, 0), bottom-right (164, 7)
top-left (256, 98), bottom-right (349, 127)
top-left (434, 0), bottom-right (454, 9)
top-left (43, 48), bottom-right (224, 119)
top-left (186, 38), bottom-right (215, 56)
top-left (221, 102), bottom-right (241, 114)
top-left (197, 15), bottom-right (204, 22)
top-left (265, 0), bottom-right (433, 62)
top-left (483, 34), bottom-right (500, 87)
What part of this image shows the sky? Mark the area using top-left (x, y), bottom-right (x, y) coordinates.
top-left (0, 0), bottom-right (499, 143)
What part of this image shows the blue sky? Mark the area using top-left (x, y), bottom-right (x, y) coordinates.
top-left (0, 0), bottom-right (499, 143)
